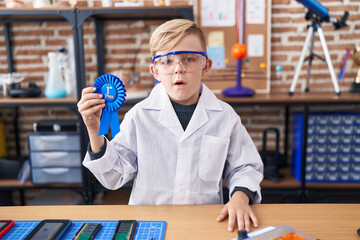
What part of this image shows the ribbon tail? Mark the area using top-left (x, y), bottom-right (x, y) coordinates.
top-left (99, 111), bottom-right (111, 136)
top-left (110, 111), bottom-right (120, 138)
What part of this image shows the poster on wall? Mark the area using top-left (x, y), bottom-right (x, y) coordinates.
top-left (200, 0), bottom-right (236, 27)
top-left (207, 31), bottom-right (226, 69)
top-left (246, 0), bottom-right (265, 24)
top-left (248, 34), bottom-right (264, 57)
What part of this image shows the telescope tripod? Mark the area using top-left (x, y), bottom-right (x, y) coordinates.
top-left (289, 17), bottom-right (341, 96)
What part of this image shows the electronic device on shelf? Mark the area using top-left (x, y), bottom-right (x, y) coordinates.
top-left (0, 72), bottom-right (26, 96)
top-left (33, 120), bottom-right (79, 132)
top-left (8, 82), bottom-right (42, 98)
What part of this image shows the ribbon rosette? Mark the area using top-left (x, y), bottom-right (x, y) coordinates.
top-left (93, 74), bottom-right (126, 138)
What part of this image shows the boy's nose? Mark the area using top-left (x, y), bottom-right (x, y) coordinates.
top-left (173, 61), bottom-right (186, 74)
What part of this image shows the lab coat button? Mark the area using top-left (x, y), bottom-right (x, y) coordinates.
top-left (181, 143), bottom-right (188, 148)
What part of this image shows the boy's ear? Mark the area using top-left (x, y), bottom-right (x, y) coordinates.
top-left (202, 58), bottom-right (212, 75)
top-left (149, 64), bottom-right (159, 79)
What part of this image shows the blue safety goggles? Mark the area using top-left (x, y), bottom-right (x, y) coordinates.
top-left (151, 51), bottom-right (208, 63)
top-left (151, 51), bottom-right (208, 75)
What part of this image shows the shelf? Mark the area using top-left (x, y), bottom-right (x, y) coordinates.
top-left (221, 167), bottom-right (301, 189)
top-left (217, 91), bottom-right (360, 105)
top-left (0, 7), bottom-right (76, 21)
top-left (76, 5), bottom-right (193, 21)
top-left (306, 181), bottom-right (360, 189)
top-left (0, 179), bottom-right (82, 188)
top-left (260, 167), bottom-right (360, 189)
top-left (0, 96), bottom-right (77, 107)
top-left (260, 167), bottom-right (301, 189)
top-left (0, 6), bottom-right (193, 25)
top-left (2, 91), bottom-right (359, 107)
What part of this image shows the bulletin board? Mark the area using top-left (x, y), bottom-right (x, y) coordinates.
top-left (197, 0), bottom-right (271, 93)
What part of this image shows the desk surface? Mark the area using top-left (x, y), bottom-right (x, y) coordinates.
top-left (0, 204), bottom-right (359, 239)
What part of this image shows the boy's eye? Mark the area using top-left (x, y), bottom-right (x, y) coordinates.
top-left (184, 56), bottom-right (195, 63)
top-left (161, 58), bottom-right (172, 65)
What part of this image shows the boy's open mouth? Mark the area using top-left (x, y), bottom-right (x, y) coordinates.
top-left (174, 80), bottom-right (185, 85)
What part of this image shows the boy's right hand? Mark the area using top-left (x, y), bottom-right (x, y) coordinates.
top-left (77, 87), bottom-right (106, 131)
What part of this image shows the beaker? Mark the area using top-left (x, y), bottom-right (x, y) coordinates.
top-left (45, 52), bottom-right (67, 98)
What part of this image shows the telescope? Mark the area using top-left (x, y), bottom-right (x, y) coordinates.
top-left (290, 0), bottom-right (350, 96)
top-left (296, 0), bottom-right (349, 29)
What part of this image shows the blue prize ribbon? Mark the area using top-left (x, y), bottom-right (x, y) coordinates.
top-left (93, 74), bottom-right (126, 138)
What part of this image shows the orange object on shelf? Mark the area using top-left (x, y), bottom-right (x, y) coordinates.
top-left (231, 43), bottom-right (247, 60)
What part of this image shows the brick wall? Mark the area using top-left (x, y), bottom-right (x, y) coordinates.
top-left (0, 0), bottom-right (360, 159)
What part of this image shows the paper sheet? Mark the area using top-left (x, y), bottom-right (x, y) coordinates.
top-left (246, 0), bottom-right (265, 24)
top-left (248, 34), bottom-right (264, 57)
top-left (201, 0), bottom-right (236, 27)
top-left (208, 31), bottom-right (225, 47)
top-left (207, 46), bottom-right (225, 69)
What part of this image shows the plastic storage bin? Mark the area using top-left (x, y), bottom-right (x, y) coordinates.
top-left (291, 112), bottom-right (360, 183)
top-left (29, 132), bottom-right (80, 151)
top-left (30, 151), bottom-right (81, 167)
top-left (28, 131), bottom-right (82, 184)
top-left (31, 167), bottom-right (82, 184)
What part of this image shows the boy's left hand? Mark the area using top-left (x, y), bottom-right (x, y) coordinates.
top-left (216, 191), bottom-right (258, 233)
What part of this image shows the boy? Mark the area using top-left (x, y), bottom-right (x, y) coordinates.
top-left (78, 19), bottom-right (263, 233)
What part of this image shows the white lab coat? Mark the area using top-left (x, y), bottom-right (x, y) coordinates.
top-left (83, 83), bottom-right (263, 205)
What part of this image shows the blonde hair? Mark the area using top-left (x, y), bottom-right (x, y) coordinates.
top-left (149, 19), bottom-right (206, 56)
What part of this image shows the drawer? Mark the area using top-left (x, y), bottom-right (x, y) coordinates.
top-left (31, 167), bottom-right (82, 184)
top-left (30, 151), bottom-right (81, 167)
top-left (29, 133), bottom-right (80, 151)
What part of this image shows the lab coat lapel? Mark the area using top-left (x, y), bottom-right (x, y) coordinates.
top-left (158, 101), bottom-right (184, 138)
top-left (180, 100), bottom-right (208, 141)
top-left (144, 84), bottom-right (183, 138)
top-left (181, 84), bottom-right (222, 141)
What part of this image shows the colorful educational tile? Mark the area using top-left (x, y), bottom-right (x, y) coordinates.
top-left (246, 0), bottom-right (265, 24)
top-left (207, 46), bottom-right (225, 69)
top-left (201, 0), bottom-right (235, 27)
top-left (208, 31), bottom-right (225, 47)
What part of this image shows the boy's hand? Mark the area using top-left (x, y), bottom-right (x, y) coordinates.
top-left (216, 191), bottom-right (258, 233)
top-left (77, 87), bottom-right (105, 131)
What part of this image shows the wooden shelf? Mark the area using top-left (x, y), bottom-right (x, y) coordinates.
top-left (0, 96), bottom-right (77, 103)
top-left (0, 179), bottom-right (82, 188)
top-left (222, 167), bottom-right (301, 189)
top-left (217, 91), bottom-right (360, 105)
top-left (260, 167), bottom-right (360, 189)
top-left (0, 7), bottom-right (74, 10)
top-left (306, 181), bottom-right (360, 189)
top-left (260, 167), bottom-right (301, 188)
top-left (225, 166), bottom-right (360, 190)
top-left (0, 96), bottom-right (77, 107)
